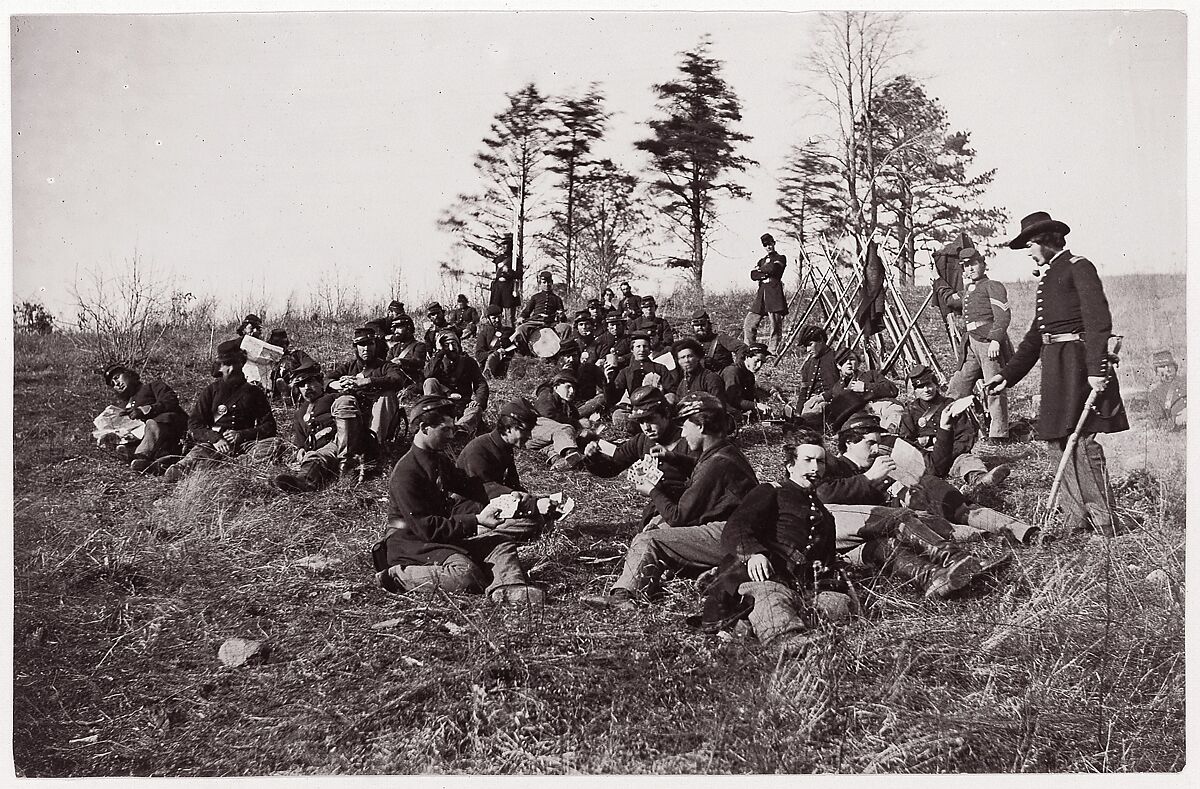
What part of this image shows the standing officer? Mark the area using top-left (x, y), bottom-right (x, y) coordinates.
top-left (943, 247), bottom-right (1013, 440)
top-left (986, 212), bottom-right (1129, 536)
top-left (743, 233), bottom-right (788, 353)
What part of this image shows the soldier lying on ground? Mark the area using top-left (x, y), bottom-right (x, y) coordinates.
top-left (820, 411), bottom-right (1037, 545)
top-left (165, 339), bottom-right (281, 483)
top-left (581, 392), bottom-right (758, 611)
top-left (697, 436), bottom-right (852, 646)
top-left (101, 364), bottom-right (188, 473)
top-left (373, 395), bottom-right (545, 607)
top-left (551, 339), bottom-right (607, 419)
top-left (821, 347), bottom-right (903, 431)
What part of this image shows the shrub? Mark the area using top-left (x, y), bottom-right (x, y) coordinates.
top-left (13, 301), bottom-right (55, 334)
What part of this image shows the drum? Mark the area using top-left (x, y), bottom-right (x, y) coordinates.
top-left (530, 327), bottom-right (562, 359)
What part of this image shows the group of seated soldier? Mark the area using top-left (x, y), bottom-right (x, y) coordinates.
top-left (98, 296), bottom-right (1060, 641)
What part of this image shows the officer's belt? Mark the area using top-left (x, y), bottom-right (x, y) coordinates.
top-left (965, 320), bottom-right (990, 332)
top-left (1042, 332), bottom-right (1083, 344)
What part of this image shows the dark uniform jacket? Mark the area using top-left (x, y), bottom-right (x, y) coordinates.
top-left (423, 322), bottom-right (460, 351)
top-left (693, 332), bottom-right (747, 374)
top-left (382, 444), bottom-right (490, 568)
top-left (457, 429), bottom-right (524, 498)
top-left (1000, 251), bottom-right (1128, 440)
top-left (817, 448), bottom-right (970, 525)
top-left (749, 250), bottom-right (788, 314)
top-left (424, 351), bottom-right (489, 406)
top-left (798, 344), bottom-right (839, 405)
top-left (721, 480), bottom-right (843, 592)
top-left (668, 367), bottom-right (726, 401)
top-left (520, 291), bottom-right (565, 324)
top-left (617, 293), bottom-right (641, 316)
top-left (897, 394), bottom-right (975, 459)
top-left (534, 388), bottom-right (581, 427)
top-left (609, 359), bottom-right (670, 405)
top-left (490, 265), bottom-right (518, 309)
top-left (292, 393), bottom-right (338, 451)
top-left (325, 356), bottom-right (407, 396)
top-left (651, 440), bottom-right (758, 528)
top-left (387, 340), bottom-right (428, 382)
top-left (630, 315), bottom-right (675, 351)
top-left (1148, 378), bottom-right (1186, 424)
top-left (593, 331), bottom-right (632, 370)
top-left (278, 349), bottom-right (318, 385)
top-left (450, 306), bottom-right (480, 340)
top-left (115, 379), bottom-right (187, 424)
top-left (188, 372), bottom-right (277, 447)
top-left (722, 363), bottom-right (766, 413)
top-left (826, 370), bottom-right (899, 403)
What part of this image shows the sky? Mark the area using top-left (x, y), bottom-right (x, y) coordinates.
top-left (8, 7), bottom-right (1188, 321)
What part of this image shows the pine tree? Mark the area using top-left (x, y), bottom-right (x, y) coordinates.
top-left (635, 36), bottom-right (755, 292)
top-left (772, 140), bottom-right (847, 248)
top-left (543, 86), bottom-right (610, 295)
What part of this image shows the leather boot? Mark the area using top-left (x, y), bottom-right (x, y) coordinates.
top-left (894, 515), bottom-right (984, 575)
top-left (880, 541), bottom-right (981, 599)
top-left (272, 460), bottom-right (331, 493)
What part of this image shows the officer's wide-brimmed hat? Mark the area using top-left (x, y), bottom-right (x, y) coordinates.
top-left (407, 394), bottom-right (457, 423)
top-left (907, 364), bottom-right (939, 387)
top-left (1007, 211), bottom-right (1071, 249)
top-left (103, 364), bottom-right (135, 385)
top-left (290, 359), bottom-right (323, 383)
top-left (629, 386), bottom-right (670, 419)
top-left (216, 338), bottom-right (246, 364)
top-left (1153, 349), bottom-right (1178, 369)
top-left (498, 397), bottom-right (538, 429)
top-left (824, 391), bottom-right (870, 434)
top-left (672, 337), bottom-right (703, 357)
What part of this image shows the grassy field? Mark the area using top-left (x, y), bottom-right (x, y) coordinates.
top-left (11, 275), bottom-right (1185, 775)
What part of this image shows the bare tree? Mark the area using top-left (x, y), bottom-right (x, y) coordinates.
top-left (804, 11), bottom-right (908, 253)
top-left (71, 252), bottom-right (177, 372)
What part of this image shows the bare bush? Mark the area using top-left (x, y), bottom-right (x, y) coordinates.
top-left (71, 252), bottom-right (185, 372)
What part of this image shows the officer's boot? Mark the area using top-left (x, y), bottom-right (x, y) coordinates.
top-left (878, 542), bottom-right (978, 599)
top-left (893, 515), bottom-right (984, 579)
